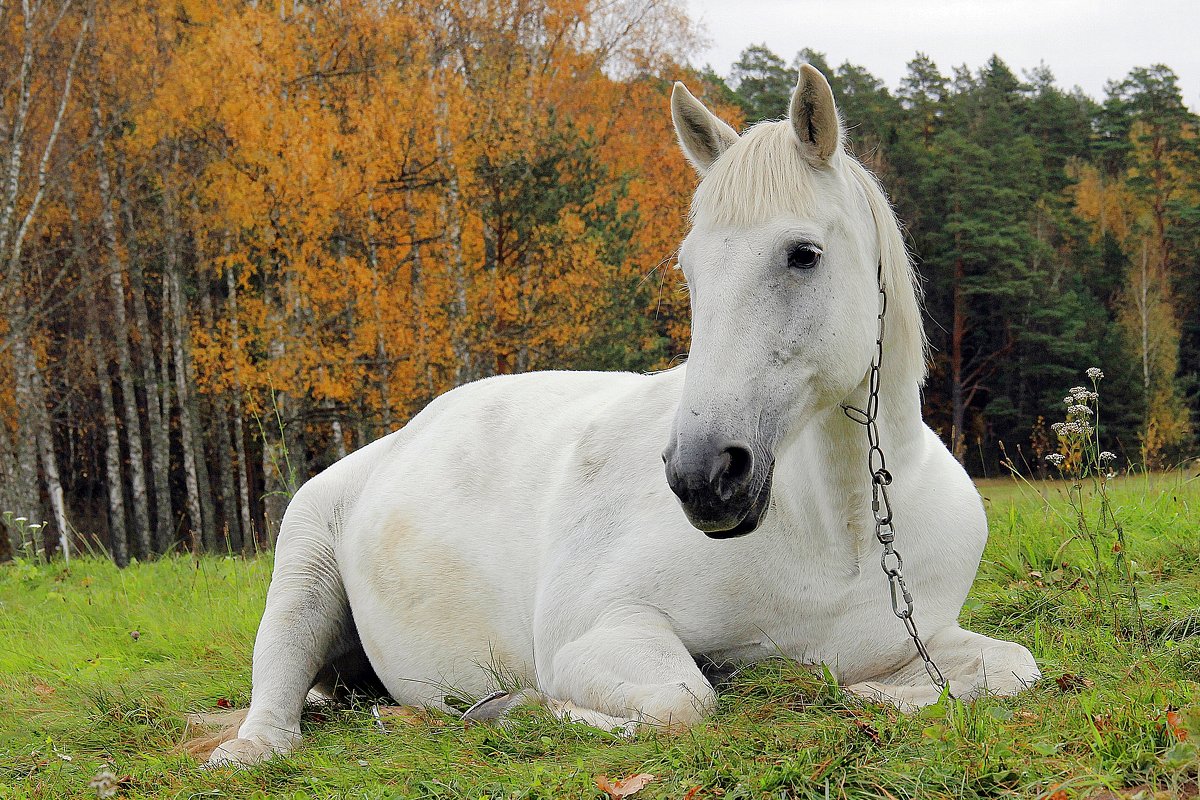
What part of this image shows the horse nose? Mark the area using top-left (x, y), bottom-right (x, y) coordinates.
top-left (664, 440), bottom-right (754, 505)
top-left (710, 442), bottom-right (753, 501)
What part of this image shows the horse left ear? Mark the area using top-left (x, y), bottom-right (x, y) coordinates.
top-left (789, 64), bottom-right (842, 164)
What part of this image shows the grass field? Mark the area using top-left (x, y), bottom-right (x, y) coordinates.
top-left (2, 472), bottom-right (1199, 799)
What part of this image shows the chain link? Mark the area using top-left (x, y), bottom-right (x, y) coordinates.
top-left (841, 260), bottom-right (949, 694)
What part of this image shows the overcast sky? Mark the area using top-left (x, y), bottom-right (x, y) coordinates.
top-left (685, 0), bottom-right (1199, 111)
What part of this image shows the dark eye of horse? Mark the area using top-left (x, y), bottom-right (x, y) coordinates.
top-left (787, 244), bottom-right (821, 270)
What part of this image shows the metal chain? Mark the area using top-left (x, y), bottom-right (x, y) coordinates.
top-left (841, 260), bottom-right (949, 694)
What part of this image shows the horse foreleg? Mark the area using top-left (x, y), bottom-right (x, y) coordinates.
top-left (539, 606), bottom-right (717, 732)
top-left (846, 624), bottom-right (1040, 709)
top-left (207, 496), bottom-right (354, 768)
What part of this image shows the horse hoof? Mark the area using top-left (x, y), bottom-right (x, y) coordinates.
top-left (205, 736), bottom-right (289, 769)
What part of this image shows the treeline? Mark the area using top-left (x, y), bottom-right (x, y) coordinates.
top-left (713, 45), bottom-right (1199, 476)
top-left (0, 0), bottom-right (707, 563)
top-left (1, 0), bottom-right (1197, 564)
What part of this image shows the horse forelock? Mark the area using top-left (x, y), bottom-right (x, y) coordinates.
top-left (689, 122), bottom-right (820, 227)
top-left (688, 120), bottom-right (928, 388)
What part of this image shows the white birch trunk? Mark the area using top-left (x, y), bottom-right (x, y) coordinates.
top-left (225, 264), bottom-right (254, 551)
top-left (93, 105), bottom-right (152, 558)
top-left (119, 159), bottom-right (172, 553)
top-left (161, 162), bottom-right (204, 553)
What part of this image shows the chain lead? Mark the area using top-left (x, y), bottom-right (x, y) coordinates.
top-left (841, 260), bottom-right (949, 694)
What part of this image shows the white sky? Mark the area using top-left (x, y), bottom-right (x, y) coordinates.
top-left (685, 0), bottom-right (1199, 111)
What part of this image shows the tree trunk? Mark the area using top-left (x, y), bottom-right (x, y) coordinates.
top-left (365, 195), bottom-right (393, 434)
top-left (93, 106), bottom-right (152, 558)
top-left (85, 292), bottom-right (130, 566)
top-left (7, 331), bottom-right (43, 557)
top-left (162, 163), bottom-right (204, 553)
top-left (66, 183), bottom-right (127, 563)
top-left (119, 159), bottom-right (173, 554)
top-left (950, 253), bottom-right (967, 463)
top-left (225, 264), bottom-right (255, 552)
top-left (435, 75), bottom-right (472, 386)
top-left (200, 280), bottom-right (240, 551)
top-left (31, 353), bottom-right (69, 562)
top-left (0, 419), bottom-right (17, 560)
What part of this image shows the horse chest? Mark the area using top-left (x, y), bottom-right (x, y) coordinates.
top-left (672, 545), bottom-right (925, 680)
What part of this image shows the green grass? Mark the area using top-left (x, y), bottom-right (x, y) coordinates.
top-left (2, 472), bottom-right (1199, 799)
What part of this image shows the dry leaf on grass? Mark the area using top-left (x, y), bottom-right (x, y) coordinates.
top-left (851, 718), bottom-right (882, 745)
top-left (373, 705), bottom-right (444, 727)
top-left (1055, 673), bottom-right (1094, 692)
top-left (1166, 708), bottom-right (1189, 740)
top-left (595, 772), bottom-right (655, 799)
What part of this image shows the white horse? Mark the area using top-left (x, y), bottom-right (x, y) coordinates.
top-left (209, 65), bottom-right (1040, 767)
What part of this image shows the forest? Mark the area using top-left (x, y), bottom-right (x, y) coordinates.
top-left (1, 0), bottom-right (1197, 564)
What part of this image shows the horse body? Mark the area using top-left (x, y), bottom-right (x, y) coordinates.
top-left (209, 65), bottom-right (1038, 767)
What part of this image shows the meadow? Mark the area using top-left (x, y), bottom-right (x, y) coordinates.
top-left (1, 472), bottom-right (1198, 799)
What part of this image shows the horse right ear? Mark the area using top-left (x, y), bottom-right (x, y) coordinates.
top-left (671, 82), bottom-right (739, 175)
top-left (789, 64), bottom-right (842, 164)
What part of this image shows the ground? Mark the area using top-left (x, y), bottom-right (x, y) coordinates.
top-left (1, 473), bottom-right (1198, 799)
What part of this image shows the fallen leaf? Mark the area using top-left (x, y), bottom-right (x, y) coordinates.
top-left (374, 705), bottom-right (443, 727)
top-left (852, 718), bottom-right (882, 745)
top-left (215, 698), bottom-right (233, 709)
top-left (595, 772), bottom-right (655, 799)
top-left (683, 787), bottom-right (702, 800)
top-left (32, 680), bottom-right (55, 698)
top-left (1055, 673), bottom-right (1094, 693)
top-left (1167, 708), bottom-right (1188, 740)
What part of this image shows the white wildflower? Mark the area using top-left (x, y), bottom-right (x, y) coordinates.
top-left (89, 771), bottom-right (120, 798)
top-left (1099, 451), bottom-right (1117, 463)
top-left (1045, 453), bottom-right (1066, 466)
top-left (1063, 396), bottom-right (1074, 405)
top-left (1050, 422), bottom-right (1066, 435)
top-left (1086, 367), bottom-right (1104, 381)
top-left (1069, 387), bottom-right (1088, 398)
top-left (1068, 404), bottom-right (1094, 417)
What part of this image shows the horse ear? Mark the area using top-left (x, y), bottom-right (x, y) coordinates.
top-left (789, 64), bottom-right (842, 164)
top-left (671, 82), bottom-right (739, 175)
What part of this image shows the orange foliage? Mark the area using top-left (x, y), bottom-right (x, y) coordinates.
top-left (113, 0), bottom-right (705, 433)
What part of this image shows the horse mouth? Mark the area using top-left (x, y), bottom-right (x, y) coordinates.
top-left (700, 469), bottom-right (773, 540)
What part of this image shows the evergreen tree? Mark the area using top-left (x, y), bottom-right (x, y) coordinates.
top-left (729, 44), bottom-right (797, 123)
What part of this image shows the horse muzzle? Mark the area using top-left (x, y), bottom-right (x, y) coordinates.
top-left (663, 439), bottom-right (775, 538)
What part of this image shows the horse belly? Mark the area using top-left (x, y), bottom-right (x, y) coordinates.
top-left (340, 503), bottom-right (540, 705)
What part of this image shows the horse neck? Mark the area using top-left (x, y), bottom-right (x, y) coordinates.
top-left (773, 373), bottom-right (925, 551)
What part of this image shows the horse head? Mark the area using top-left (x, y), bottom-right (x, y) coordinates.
top-left (663, 65), bottom-right (925, 538)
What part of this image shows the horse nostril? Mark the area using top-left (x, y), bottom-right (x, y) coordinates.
top-left (710, 443), bottom-right (754, 500)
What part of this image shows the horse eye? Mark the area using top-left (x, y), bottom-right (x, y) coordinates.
top-left (787, 244), bottom-right (821, 270)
